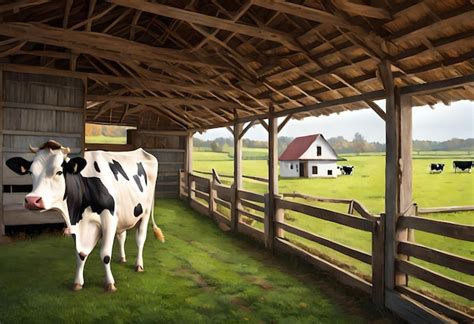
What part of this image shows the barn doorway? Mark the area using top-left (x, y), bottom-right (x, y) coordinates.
top-left (299, 162), bottom-right (305, 177)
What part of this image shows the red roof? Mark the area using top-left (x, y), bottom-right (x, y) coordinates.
top-left (279, 134), bottom-right (320, 161)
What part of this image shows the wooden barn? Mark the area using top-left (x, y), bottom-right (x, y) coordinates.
top-left (0, 1), bottom-right (472, 322)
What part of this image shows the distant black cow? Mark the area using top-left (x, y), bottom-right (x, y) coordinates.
top-left (338, 165), bottom-right (354, 175)
top-left (430, 163), bottom-right (445, 173)
top-left (453, 161), bottom-right (473, 173)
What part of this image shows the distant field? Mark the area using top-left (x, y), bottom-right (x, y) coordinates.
top-left (85, 135), bottom-right (127, 144)
top-left (193, 149), bottom-right (474, 308)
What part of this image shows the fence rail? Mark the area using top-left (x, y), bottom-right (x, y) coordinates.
top-left (179, 169), bottom-right (473, 322)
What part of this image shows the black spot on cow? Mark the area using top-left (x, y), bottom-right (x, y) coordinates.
top-left (137, 162), bottom-right (147, 185)
top-left (134, 203), bottom-right (143, 217)
top-left (133, 175), bottom-right (143, 192)
top-left (64, 173), bottom-right (115, 226)
top-left (109, 160), bottom-right (129, 181)
top-left (71, 233), bottom-right (76, 243)
top-left (103, 256), bottom-right (110, 264)
top-left (78, 252), bottom-right (87, 261)
top-left (94, 161), bottom-right (100, 173)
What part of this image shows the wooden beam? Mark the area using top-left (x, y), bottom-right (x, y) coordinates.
top-left (331, 0), bottom-right (391, 19)
top-left (277, 114), bottom-right (292, 133)
top-left (366, 101), bottom-right (386, 121)
top-left (0, 0), bottom-right (48, 14)
top-left (108, 0), bottom-right (301, 51)
top-left (0, 23), bottom-right (228, 70)
top-left (231, 121), bottom-right (243, 231)
top-left (400, 74), bottom-right (474, 96)
top-left (238, 120), bottom-right (256, 140)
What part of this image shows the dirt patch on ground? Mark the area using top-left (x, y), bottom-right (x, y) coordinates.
top-left (0, 236), bottom-right (12, 245)
top-left (245, 275), bottom-right (273, 290)
top-left (175, 265), bottom-right (216, 291)
top-left (229, 296), bottom-right (252, 313)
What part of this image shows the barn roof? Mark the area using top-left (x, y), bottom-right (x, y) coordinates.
top-left (280, 134), bottom-right (330, 161)
top-left (0, 1), bottom-right (472, 131)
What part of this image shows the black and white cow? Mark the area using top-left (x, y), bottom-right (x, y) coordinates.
top-left (453, 161), bottom-right (473, 173)
top-left (430, 163), bottom-right (445, 173)
top-left (338, 165), bottom-right (354, 175)
top-left (6, 140), bottom-right (164, 292)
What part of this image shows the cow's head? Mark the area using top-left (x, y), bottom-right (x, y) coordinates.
top-left (6, 140), bottom-right (86, 213)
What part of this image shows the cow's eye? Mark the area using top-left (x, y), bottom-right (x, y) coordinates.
top-left (56, 171), bottom-right (63, 176)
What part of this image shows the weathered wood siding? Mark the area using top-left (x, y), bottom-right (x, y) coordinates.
top-left (1, 71), bottom-right (85, 231)
top-left (128, 130), bottom-right (186, 198)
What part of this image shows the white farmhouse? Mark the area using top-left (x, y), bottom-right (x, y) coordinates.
top-left (279, 134), bottom-right (339, 178)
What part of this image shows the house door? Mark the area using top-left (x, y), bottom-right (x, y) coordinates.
top-left (299, 162), bottom-right (305, 177)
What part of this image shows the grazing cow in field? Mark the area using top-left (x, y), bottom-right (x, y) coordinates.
top-left (338, 165), bottom-right (354, 175)
top-left (453, 161), bottom-right (473, 173)
top-left (6, 140), bottom-right (164, 292)
top-left (430, 163), bottom-right (445, 173)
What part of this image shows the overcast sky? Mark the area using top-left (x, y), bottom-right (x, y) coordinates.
top-left (195, 100), bottom-right (473, 143)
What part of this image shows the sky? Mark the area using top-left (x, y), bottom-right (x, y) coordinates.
top-left (195, 100), bottom-right (474, 143)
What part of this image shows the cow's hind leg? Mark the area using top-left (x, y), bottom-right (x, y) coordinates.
top-left (116, 231), bottom-right (127, 263)
top-left (73, 254), bottom-right (88, 291)
top-left (135, 214), bottom-right (150, 272)
top-left (100, 211), bottom-right (118, 292)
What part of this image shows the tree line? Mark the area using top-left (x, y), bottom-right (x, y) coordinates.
top-left (195, 134), bottom-right (474, 154)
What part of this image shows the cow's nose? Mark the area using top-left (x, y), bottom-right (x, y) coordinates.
top-left (24, 196), bottom-right (45, 210)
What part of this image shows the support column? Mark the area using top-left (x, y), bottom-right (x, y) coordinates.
top-left (264, 105), bottom-right (282, 248)
top-left (185, 132), bottom-right (193, 202)
top-left (0, 71), bottom-right (4, 236)
top-left (380, 61), bottom-right (413, 292)
top-left (231, 122), bottom-right (243, 231)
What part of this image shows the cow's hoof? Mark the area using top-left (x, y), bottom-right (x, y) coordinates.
top-left (72, 283), bottom-right (83, 291)
top-left (135, 265), bottom-right (144, 272)
top-left (105, 283), bottom-right (117, 293)
top-left (119, 257), bottom-right (127, 264)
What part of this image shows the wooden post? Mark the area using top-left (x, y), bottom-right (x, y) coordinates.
top-left (188, 175), bottom-right (195, 202)
top-left (372, 213), bottom-right (385, 308)
top-left (380, 60), bottom-right (413, 292)
top-left (0, 70), bottom-right (4, 236)
top-left (231, 121), bottom-right (243, 231)
top-left (209, 175), bottom-right (217, 219)
top-left (264, 104), bottom-right (281, 249)
top-left (185, 132), bottom-right (193, 204)
top-left (348, 200), bottom-right (355, 215)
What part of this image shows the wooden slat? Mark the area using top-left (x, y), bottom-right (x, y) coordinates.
top-left (417, 205), bottom-right (474, 214)
top-left (396, 260), bottom-right (474, 300)
top-left (400, 74), bottom-right (474, 96)
top-left (192, 189), bottom-right (209, 203)
top-left (274, 238), bottom-right (372, 294)
top-left (3, 101), bottom-right (82, 112)
top-left (276, 221), bottom-right (371, 264)
top-left (398, 216), bottom-right (474, 241)
top-left (4, 209), bottom-right (63, 225)
top-left (215, 183), bottom-right (231, 201)
top-left (215, 197), bottom-right (231, 209)
top-left (398, 241), bottom-right (474, 275)
top-left (238, 189), bottom-right (265, 203)
top-left (276, 198), bottom-right (373, 232)
top-left (2, 130), bottom-right (82, 138)
top-left (237, 221), bottom-right (264, 244)
top-left (190, 199), bottom-right (209, 217)
top-left (212, 211), bottom-right (231, 225)
top-left (397, 286), bottom-right (473, 323)
top-left (238, 208), bottom-right (264, 223)
top-left (240, 198), bottom-right (265, 212)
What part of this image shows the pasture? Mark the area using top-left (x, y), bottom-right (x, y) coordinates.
top-left (0, 200), bottom-right (397, 323)
top-left (193, 149), bottom-right (474, 310)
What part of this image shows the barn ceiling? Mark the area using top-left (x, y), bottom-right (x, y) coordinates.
top-left (0, 0), bottom-right (472, 130)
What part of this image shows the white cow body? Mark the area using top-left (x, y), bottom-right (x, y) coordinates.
top-left (5, 141), bottom-right (164, 292)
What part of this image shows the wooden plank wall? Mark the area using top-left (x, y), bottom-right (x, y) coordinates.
top-left (128, 130), bottom-right (186, 198)
top-left (1, 71), bottom-right (85, 232)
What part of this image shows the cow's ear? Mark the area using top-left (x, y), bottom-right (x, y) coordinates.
top-left (6, 157), bottom-right (32, 175)
top-left (65, 157), bottom-right (87, 174)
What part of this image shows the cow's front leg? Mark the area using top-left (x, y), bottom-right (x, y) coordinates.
top-left (135, 215), bottom-right (149, 272)
top-left (73, 253), bottom-right (88, 291)
top-left (100, 211), bottom-right (118, 292)
top-left (116, 231), bottom-right (127, 263)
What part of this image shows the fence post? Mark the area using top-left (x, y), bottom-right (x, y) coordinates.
top-left (264, 193), bottom-right (272, 248)
top-left (372, 213), bottom-right (385, 309)
top-left (188, 174), bottom-right (195, 203)
top-left (348, 200), bottom-right (354, 215)
top-left (230, 184), bottom-right (240, 232)
top-left (264, 193), bottom-right (284, 249)
top-left (179, 169), bottom-right (185, 199)
top-left (209, 176), bottom-right (217, 219)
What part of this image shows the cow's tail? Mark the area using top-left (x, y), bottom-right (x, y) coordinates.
top-left (150, 193), bottom-right (165, 243)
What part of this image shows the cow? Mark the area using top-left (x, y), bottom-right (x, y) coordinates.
top-left (430, 163), bottom-right (445, 173)
top-left (338, 165), bottom-right (354, 175)
top-left (5, 140), bottom-right (165, 293)
top-left (453, 161), bottom-right (473, 173)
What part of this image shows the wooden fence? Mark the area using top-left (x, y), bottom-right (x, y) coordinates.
top-left (179, 170), bottom-right (473, 322)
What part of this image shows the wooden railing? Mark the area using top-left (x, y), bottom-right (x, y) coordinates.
top-left (179, 169), bottom-right (385, 307)
top-left (179, 170), bottom-right (473, 322)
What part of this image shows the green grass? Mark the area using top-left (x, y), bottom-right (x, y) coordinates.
top-left (85, 135), bottom-right (127, 144)
top-left (193, 150), bottom-right (474, 309)
top-left (0, 200), bottom-right (397, 323)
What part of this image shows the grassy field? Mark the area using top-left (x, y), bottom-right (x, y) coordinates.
top-left (0, 200), bottom-right (397, 323)
top-left (193, 149), bottom-right (474, 309)
top-left (85, 135), bottom-right (127, 144)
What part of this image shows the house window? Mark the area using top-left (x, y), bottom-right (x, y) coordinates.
top-left (290, 163), bottom-right (293, 170)
top-left (296, 164), bottom-right (298, 171)
top-left (317, 146), bottom-right (322, 156)
top-left (312, 166), bottom-right (318, 174)
top-left (327, 170), bottom-right (333, 176)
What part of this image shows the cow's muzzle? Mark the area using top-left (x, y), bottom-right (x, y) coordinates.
top-left (25, 196), bottom-right (45, 210)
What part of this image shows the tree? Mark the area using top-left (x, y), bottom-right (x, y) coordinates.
top-left (352, 133), bottom-right (367, 155)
